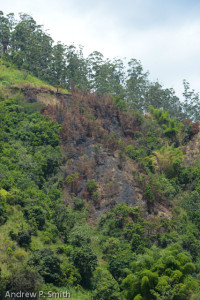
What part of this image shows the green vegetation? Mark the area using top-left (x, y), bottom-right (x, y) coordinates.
top-left (0, 59), bottom-right (52, 88)
top-left (1, 10), bottom-right (200, 120)
top-left (98, 203), bottom-right (200, 299)
top-left (1, 9), bottom-right (200, 300)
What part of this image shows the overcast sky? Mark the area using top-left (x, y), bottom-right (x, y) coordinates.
top-left (1, 0), bottom-right (200, 99)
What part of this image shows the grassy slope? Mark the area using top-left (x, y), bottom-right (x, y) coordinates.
top-left (0, 60), bottom-right (69, 94)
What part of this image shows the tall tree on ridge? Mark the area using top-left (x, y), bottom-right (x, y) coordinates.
top-left (66, 44), bottom-right (89, 90)
top-left (126, 58), bottom-right (149, 111)
top-left (0, 11), bottom-right (15, 55)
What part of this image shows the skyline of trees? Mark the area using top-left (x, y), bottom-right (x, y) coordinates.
top-left (0, 10), bottom-right (200, 122)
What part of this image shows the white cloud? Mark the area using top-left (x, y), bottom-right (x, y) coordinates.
top-left (126, 21), bottom-right (200, 97)
top-left (1, 0), bottom-right (200, 99)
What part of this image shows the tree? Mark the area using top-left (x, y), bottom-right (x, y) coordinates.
top-left (145, 82), bottom-right (183, 119)
top-left (131, 233), bottom-right (145, 254)
top-left (108, 250), bottom-right (135, 281)
top-left (150, 146), bottom-right (184, 178)
top-left (88, 51), bottom-right (125, 97)
top-left (48, 42), bottom-right (67, 86)
top-left (17, 230), bottom-right (31, 248)
top-left (0, 11), bottom-right (15, 55)
top-left (65, 44), bottom-right (89, 90)
top-left (6, 267), bottom-right (42, 299)
top-left (10, 13), bottom-right (37, 69)
top-left (10, 13), bottom-right (53, 79)
top-left (71, 245), bottom-right (97, 287)
top-left (182, 80), bottom-right (200, 121)
top-left (0, 191), bottom-right (7, 225)
top-left (24, 206), bottom-right (46, 230)
top-left (28, 248), bottom-right (62, 285)
top-left (102, 237), bottom-right (120, 258)
top-left (126, 58), bottom-right (149, 111)
top-left (87, 51), bottom-right (104, 92)
top-left (69, 225), bottom-right (91, 247)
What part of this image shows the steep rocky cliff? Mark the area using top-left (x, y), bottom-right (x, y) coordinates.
top-left (17, 85), bottom-right (174, 221)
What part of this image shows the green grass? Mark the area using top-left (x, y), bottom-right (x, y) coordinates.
top-left (39, 285), bottom-right (92, 300)
top-left (0, 60), bottom-right (51, 88)
top-left (90, 228), bottom-right (107, 268)
top-left (0, 206), bottom-right (29, 275)
top-left (0, 59), bottom-right (69, 93)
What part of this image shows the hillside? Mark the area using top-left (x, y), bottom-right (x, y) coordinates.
top-left (2, 10), bottom-right (200, 123)
top-left (0, 60), bottom-right (173, 220)
top-left (1, 59), bottom-right (200, 300)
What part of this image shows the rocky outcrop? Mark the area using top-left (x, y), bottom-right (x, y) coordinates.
top-left (21, 86), bottom-right (171, 221)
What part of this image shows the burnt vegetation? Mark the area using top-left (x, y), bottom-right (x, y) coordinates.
top-left (1, 10), bottom-right (200, 300)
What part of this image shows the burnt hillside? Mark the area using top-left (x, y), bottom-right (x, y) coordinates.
top-left (40, 88), bottom-right (173, 220)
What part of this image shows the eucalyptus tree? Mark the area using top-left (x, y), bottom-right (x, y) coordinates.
top-left (31, 26), bottom-right (53, 79)
top-left (10, 13), bottom-right (53, 79)
top-left (65, 44), bottom-right (90, 90)
top-left (145, 82), bottom-right (183, 119)
top-left (106, 57), bottom-right (126, 98)
top-left (45, 41), bottom-right (67, 86)
top-left (87, 51), bottom-right (104, 93)
top-left (182, 80), bottom-right (200, 121)
top-left (0, 11), bottom-right (15, 55)
top-left (10, 13), bottom-right (37, 69)
top-left (126, 58), bottom-right (149, 111)
top-left (87, 51), bottom-right (125, 97)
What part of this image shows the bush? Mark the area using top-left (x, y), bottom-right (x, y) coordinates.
top-left (14, 249), bottom-right (26, 261)
top-left (56, 245), bottom-right (73, 255)
top-left (92, 267), bottom-right (121, 300)
top-left (9, 230), bottom-right (17, 241)
top-left (73, 197), bottom-right (84, 210)
top-left (69, 225), bottom-right (91, 247)
top-left (125, 145), bottom-right (141, 160)
top-left (149, 105), bottom-right (180, 139)
top-left (102, 237), bottom-right (120, 257)
top-left (17, 230), bottom-right (31, 248)
top-left (182, 262), bottom-right (195, 275)
top-left (61, 262), bottom-right (81, 286)
top-left (6, 267), bottom-right (42, 298)
top-left (0, 197), bottom-right (7, 225)
top-left (85, 180), bottom-right (98, 193)
top-left (150, 146), bottom-right (184, 178)
top-left (24, 206), bottom-right (46, 230)
top-left (131, 234), bottom-right (145, 254)
top-left (28, 248), bottom-right (62, 285)
top-left (71, 245), bottom-right (97, 287)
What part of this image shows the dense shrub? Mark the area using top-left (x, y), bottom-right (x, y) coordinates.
top-left (28, 249), bottom-right (62, 285)
top-left (92, 267), bottom-right (121, 300)
top-left (24, 206), bottom-right (46, 230)
top-left (6, 267), bottom-right (42, 299)
top-left (73, 197), bottom-right (85, 210)
top-left (0, 197), bottom-right (7, 225)
top-left (85, 180), bottom-right (98, 193)
top-left (69, 225), bottom-right (91, 247)
top-left (17, 230), bottom-right (31, 248)
top-left (71, 245), bottom-right (97, 287)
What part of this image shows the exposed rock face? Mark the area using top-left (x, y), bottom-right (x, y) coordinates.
top-left (12, 85), bottom-right (72, 106)
top-left (62, 141), bottom-right (144, 220)
top-left (61, 138), bottom-right (144, 219)
top-left (43, 89), bottom-right (145, 220)
top-left (21, 86), bottom-right (171, 221)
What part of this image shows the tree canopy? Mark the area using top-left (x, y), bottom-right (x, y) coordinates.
top-left (1, 11), bottom-right (200, 121)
